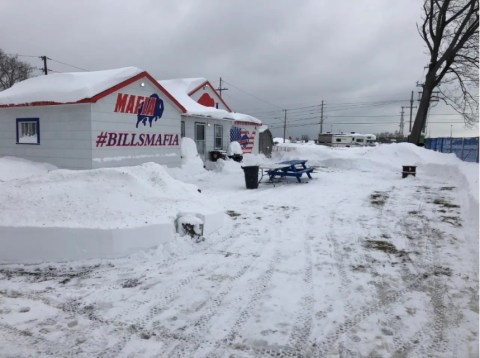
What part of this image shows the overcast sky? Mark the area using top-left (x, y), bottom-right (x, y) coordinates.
top-left (0, 0), bottom-right (477, 138)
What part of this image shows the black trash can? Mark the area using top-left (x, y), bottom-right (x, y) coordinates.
top-left (241, 166), bottom-right (259, 189)
top-left (402, 165), bottom-right (416, 178)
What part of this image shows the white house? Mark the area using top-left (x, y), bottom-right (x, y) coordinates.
top-left (0, 68), bottom-right (263, 169)
top-left (0, 67), bottom-right (186, 169)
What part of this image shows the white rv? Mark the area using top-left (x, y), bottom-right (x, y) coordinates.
top-left (351, 133), bottom-right (377, 146)
top-left (318, 132), bottom-right (376, 147)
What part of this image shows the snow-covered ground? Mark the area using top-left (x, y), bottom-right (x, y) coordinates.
top-left (0, 142), bottom-right (478, 357)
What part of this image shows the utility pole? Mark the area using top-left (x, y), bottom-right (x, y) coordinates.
top-left (40, 56), bottom-right (48, 75)
top-left (409, 90), bottom-right (414, 132)
top-left (400, 106), bottom-right (405, 136)
top-left (283, 109), bottom-right (287, 143)
top-left (216, 77), bottom-right (228, 97)
top-left (319, 100), bottom-right (324, 134)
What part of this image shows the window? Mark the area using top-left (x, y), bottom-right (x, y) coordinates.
top-left (214, 124), bottom-right (223, 149)
top-left (181, 121), bottom-right (185, 138)
top-left (16, 118), bottom-right (40, 144)
top-left (336, 138), bottom-right (342, 142)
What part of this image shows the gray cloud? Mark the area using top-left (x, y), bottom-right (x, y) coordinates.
top-left (0, 0), bottom-right (475, 138)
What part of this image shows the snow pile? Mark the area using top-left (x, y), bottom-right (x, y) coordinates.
top-left (0, 67), bottom-right (143, 105)
top-left (0, 162), bottom-right (217, 229)
top-left (0, 156), bottom-right (57, 181)
top-left (227, 141), bottom-right (243, 156)
top-left (180, 137), bottom-right (205, 173)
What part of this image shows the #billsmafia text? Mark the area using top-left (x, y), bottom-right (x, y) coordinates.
top-left (95, 132), bottom-right (179, 147)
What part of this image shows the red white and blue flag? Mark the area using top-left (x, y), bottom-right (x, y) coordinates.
top-left (230, 127), bottom-right (256, 154)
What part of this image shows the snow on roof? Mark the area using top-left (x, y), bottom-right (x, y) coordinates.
top-left (0, 67), bottom-right (144, 106)
top-left (159, 78), bottom-right (261, 125)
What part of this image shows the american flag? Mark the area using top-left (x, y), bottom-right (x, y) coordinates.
top-left (230, 126), bottom-right (256, 153)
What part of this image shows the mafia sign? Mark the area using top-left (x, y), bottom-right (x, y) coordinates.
top-left (98, 92), bottom-right (179, 148)
top-left (114, 93), bottom-right (164, 128)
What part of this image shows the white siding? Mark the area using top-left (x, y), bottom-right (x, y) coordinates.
top-left (0, 104), bottom-right (93, 169)
top-left (91, 79), bottom-right (182, 168)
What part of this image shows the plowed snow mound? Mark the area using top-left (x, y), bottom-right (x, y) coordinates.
top-left (0, 162), bottom-right (215, 228)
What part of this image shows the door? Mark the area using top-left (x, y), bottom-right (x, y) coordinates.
top-left (195, 122), bottom-right (206, 160)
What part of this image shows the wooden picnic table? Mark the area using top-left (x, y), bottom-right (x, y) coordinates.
top-left (259, 159), bottom-right (314, 183)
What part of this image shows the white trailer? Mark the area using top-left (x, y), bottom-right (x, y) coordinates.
top-left (318, 132), bottom-right (376, 147)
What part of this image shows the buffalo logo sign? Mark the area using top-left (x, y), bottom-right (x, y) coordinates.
top-left (114, 93), bottom-right (164, 128)
top-left (230, 126), bottom-right (256, 154)
top-left (99, 92), bottom-right (178, 148)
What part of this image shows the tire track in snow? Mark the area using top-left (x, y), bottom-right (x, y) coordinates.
top-left (154, 261), bottom-right (256, 357)
top-left (203, 205), bottom-right (313, 357)
top-left (105, 212), bottom-right (256, 324)
top-left (308, 271), bottom-right (425, 357)
top-left (197, 249), bottom-right (281, 356)
top-left (399, 186), bottom-right (456, 357)
top-left (327, 199), bottom-right (353, 291)
top-left (103, 208), bottom-right (283, 356)
top-left (423, 229), bottom-right (449, 357)
top-left (56, 222), bottom-right (249, 357)
top-left (370, 184), bottom-right (461, 357)
top-left (282, 240), bottom-right (315, 356)
top-left (0, 322), bottom-right (77, 357)
top-left (309, 185), bottom-right (438, 356)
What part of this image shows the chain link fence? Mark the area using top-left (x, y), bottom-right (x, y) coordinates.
top-left (424, 137), bottom-right (479, 163)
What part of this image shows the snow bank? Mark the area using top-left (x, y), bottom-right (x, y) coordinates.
top-left (0, 156), bottom-right (57, 181)
top-left (0, 162), bottom-right (216, 229)
top-left (0, 158), bottom-right (226, 262)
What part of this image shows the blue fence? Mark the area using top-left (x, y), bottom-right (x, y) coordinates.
top-left (424, 137), bottom-right (479, 163)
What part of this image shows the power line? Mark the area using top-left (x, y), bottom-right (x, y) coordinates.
top-left (268, 120), bottom-right (468, 130)
top-left (220, 79), bottom-right (282, 109)
top-left (47, 58), bottom-right (89, 71)
top-left (249, 99), bottom-right (412, 119)
top-left (8, 53), bottom-right (89, 72)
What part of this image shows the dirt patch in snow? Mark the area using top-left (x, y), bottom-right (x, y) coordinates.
top-left (363, 240), bottom-right (409, 259)
top-left (370, 191), bottom-right (389, 206)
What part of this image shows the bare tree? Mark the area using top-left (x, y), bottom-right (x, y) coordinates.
top-left (410, 0), bottom-right (479, 144)
top-left (0, 50), bottom-right (35, 91)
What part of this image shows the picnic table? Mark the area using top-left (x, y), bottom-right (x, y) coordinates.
top-left (259, 159), bottom-right (314, 184)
